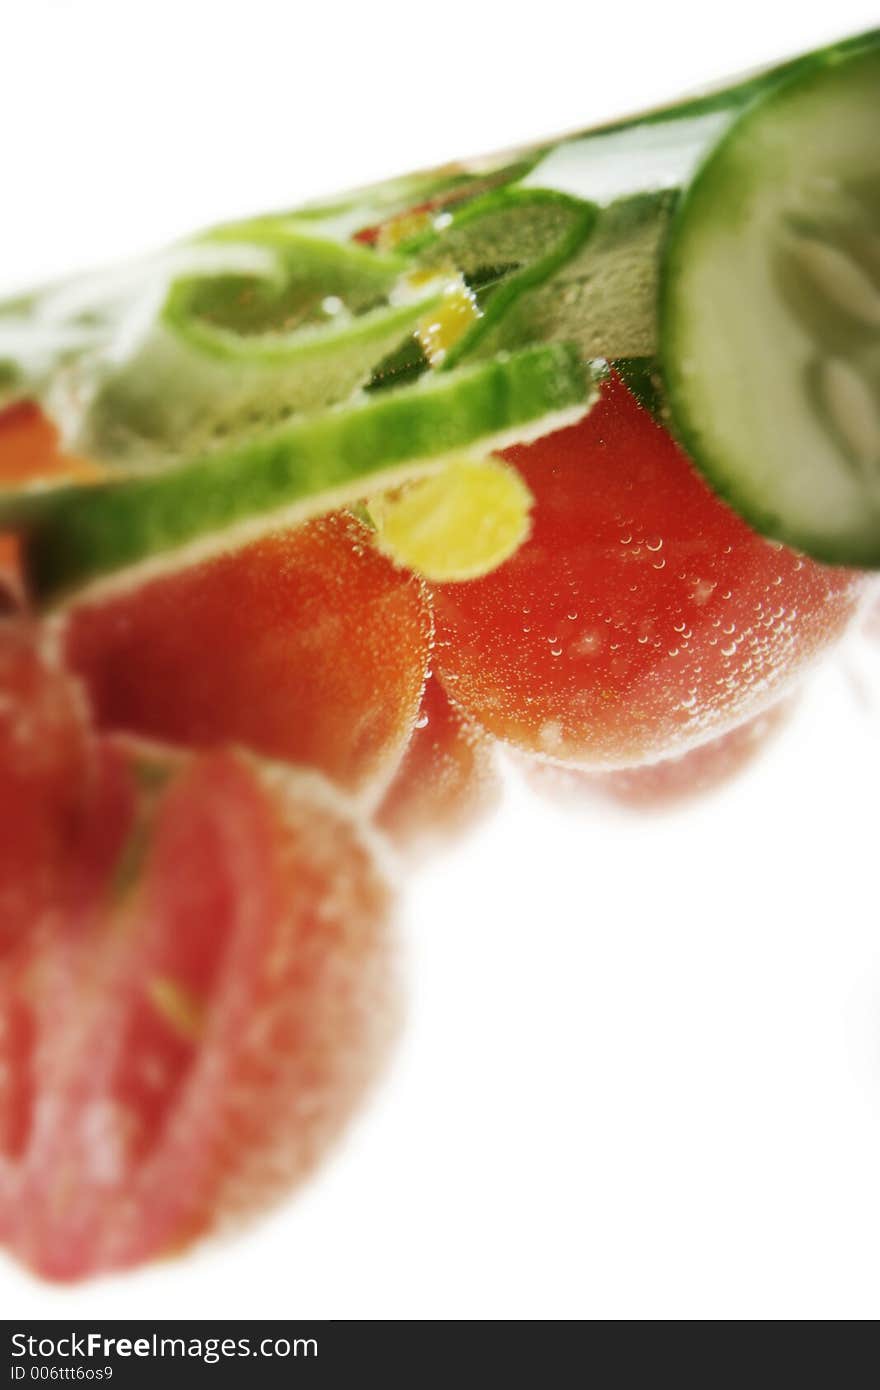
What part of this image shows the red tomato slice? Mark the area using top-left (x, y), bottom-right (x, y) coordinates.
top-left (0, 740), bottom-right (395, 1282)
top-left (63, 514), bottom-right (432, 801)
top-left (0, 402), bottom-right (101, 605)
top-left (0, 402), bottom-right (64, 487)
top-left (377, 673), bottom-right (500, 853)
top-left (0, 622), bottom-right (92, 947)
top-left (433, 376), bottom-right (865, 767)
top-left (526, 698), bottom-right (795, 812)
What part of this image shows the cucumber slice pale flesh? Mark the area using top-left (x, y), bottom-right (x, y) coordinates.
top-left (661, 41), bottom-right (880, 566)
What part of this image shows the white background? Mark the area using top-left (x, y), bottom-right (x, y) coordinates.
top-left (3, 0), bottom-right (880, 1320)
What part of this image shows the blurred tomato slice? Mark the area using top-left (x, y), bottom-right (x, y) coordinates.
top-left (0, 720), bottom-right (395, 1281)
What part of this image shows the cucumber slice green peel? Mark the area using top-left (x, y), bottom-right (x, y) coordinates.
top-left (403, 188), bottom-right (598, 365)
top-left (81, 285), bottom-right (450, 467)
top-left (3, 343), bottom-right (593, 608)
top-left (163, 222), bottom-right (408, 353)
top-left (660, 40), bottom-right (880, 566)
top-left (292, 155), bottom-right (539, 243)
top-left (79, 223), bottom-right (459, 466)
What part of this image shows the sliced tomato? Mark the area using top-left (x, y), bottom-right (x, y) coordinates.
top-left (63, 513), bottom-right (432, 801)
top-left (433, 376), bottom-right (864, 767)
top-left (0, 740), bottom-right (395, 1282)
top-left (0, 402), bottom-right (99, 604)
top-left (0, 622), bottom-right (92, 947)
top-left (377, 674), bottom-right (499, 853)
top-left (526, 698), bottom-right (795, 811)
top-left (0, 402), bottom-right (63, 487)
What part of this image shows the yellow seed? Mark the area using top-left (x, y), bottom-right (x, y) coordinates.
top-left (370, 455), bottom-right (533, 583)
top-left (376, 209), bottom-right (433, 253)
top-left (416, 282), bottom-right (480, 366)
top-left (148, 976), bottom-right (205, 1041)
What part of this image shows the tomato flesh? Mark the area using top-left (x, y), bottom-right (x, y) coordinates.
top-left (377, 674), bottom-right (499, 852)
top-left (0, 402), bottom-right (97, 604)
top-left (527, 698), bottom-right (795, 811)
top-left (433, 376), bottom-right (864, 767)
top-left (0, 623), bottom-right (92, 946)
top-left (0, 698), bottom-right (394, 1280)
top-left (64, 514), bottom-right (432, 801)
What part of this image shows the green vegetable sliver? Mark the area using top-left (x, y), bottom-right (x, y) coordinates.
top-left (5, 343), bottom-right (593, 607)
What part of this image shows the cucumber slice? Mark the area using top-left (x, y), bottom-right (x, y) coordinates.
top-left (0, 240), bottom-right (283, 417)
top-left (79, 225), bottom-right (454, 466)
top-left (81, 289), bottom-right (445, 467)
top-left (295, 156), bottom-right (538, 242)
top-left (4, 343), bottom-right (592, 607)
top-left (661, 40), bottom-right (880, 565)
top-left (164, 222), bottom-right (406, 348)
top-left (406, 189), bottom-right (597, 365)
top-left (395, 102), bottom-right (762, 369)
